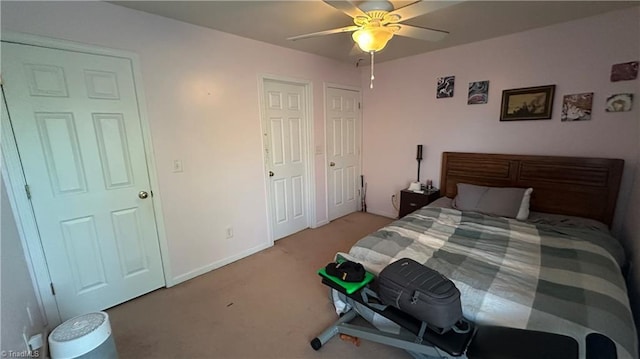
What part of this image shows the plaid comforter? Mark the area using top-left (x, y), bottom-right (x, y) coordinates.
top-left (339, 207), bottom-right (638, 359)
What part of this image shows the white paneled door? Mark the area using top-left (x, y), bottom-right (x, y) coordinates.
top-left (326, 87), bottom-right (361, 221)
top-left (263, 80), bottom-right (309, 240)
top-left (2, 42), bottom-right (165, 320)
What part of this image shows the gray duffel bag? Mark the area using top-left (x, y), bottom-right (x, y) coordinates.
top-left (377, 258), bottom-right (463, 333)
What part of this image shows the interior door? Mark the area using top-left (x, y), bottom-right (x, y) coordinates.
top-left (2, 42), bottom-right (165, 320)
top-left (263, 79), bottom-right (309, 240)
top-left (326, 87), bottom-right (361, 221)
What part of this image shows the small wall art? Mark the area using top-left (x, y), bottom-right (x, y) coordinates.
top-left (561, 93), bottom-right (593, 121)
top-left (610, 61), bottom-right (639, 82)
top-left (500, 85), bottom-right (555, 121)
top-left (605, 93), bottom-right (634, 112)
top-left (468, 81), bottom-right (489, 105)
top-left (436, 76), bottom-right (455, 98)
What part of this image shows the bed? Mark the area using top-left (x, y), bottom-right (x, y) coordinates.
top-left (337, 152), bottom-right (637, 359)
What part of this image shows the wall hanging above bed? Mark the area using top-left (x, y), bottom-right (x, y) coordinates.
top-left (499, 85), bottom-right (556, 121)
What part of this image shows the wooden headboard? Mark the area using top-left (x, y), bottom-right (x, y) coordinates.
top-left (440, 152), bottom-right (624, 227)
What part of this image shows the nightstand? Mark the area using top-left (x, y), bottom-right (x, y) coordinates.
top-left (399, 189), bottom-right (441, 218)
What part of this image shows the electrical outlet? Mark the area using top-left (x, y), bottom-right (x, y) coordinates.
top-left (226, 226), bottom-right (233, 239)
top-left (28, 333), bottom-right (44, 351)
top-left (172, 160), bottom-right (183, 173)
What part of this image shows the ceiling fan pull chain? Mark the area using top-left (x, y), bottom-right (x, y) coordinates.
top-left (370, 51), bottom-right (375, 89)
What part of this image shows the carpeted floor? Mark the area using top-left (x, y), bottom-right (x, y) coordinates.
top-left (107, 212), bottom-right (411, 359)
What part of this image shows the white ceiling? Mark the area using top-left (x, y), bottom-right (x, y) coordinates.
top-left (110, 1), bottom-right (639, 65)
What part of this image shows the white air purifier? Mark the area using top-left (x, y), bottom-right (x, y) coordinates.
top-left (49, 312), bottom-right (118, 359)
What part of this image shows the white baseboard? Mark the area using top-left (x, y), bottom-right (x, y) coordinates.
top-left (170, 242), bottom-right (273, 286)
top-left (366, 209), bottom-right (398, 219)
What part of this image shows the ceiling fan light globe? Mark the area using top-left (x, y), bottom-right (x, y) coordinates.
top-left (352, 27), bottom-right (393, 52)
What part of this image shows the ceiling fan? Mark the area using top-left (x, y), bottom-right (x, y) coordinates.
top-left (288, 0), bottom-right (459, 87)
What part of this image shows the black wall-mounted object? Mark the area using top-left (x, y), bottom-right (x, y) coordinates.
top-left (416, 145), bottom-right (423, 181)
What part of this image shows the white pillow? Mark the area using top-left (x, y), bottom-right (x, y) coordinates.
top-left (516, 188), bottom-right (533, 220)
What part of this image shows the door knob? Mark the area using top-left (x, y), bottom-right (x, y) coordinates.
top-left (329, 162), bottom-right (336, 167)
top-left (138, 191), bottom-right (149, 199)
top-left (269, 171), bottom-right (274, 177)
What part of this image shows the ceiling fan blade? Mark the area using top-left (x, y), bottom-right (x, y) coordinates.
top-left (287, 25), bottom-right (360, 41)
top-left (389, 1), bottom-right (463, 22)
top-left (323, 0), bottom-right (367, 19)
top-left (394, 24), bottom-right (449, 42)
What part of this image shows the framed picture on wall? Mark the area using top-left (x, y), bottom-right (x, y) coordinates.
top-left (436, 76), bottom-right (455, 98)
top-left (561, 92), bottom-right (593, 121)
top-left (500, 85), bottom-right (556, 121)
top-left (468, 81), bottom-right (489, 105)
top-left (610, 61), bottom-right (639, 82)
top-left (605, 93), bottom-right (634, 112)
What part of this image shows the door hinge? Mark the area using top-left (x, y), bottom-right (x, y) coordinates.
top-left (25, 184), bottom-right (31, 199)
top-left (358, 102), bottom-right (361, 109)
top-left (50, 283), bottom-right (56, 296)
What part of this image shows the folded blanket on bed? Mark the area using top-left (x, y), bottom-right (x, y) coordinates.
top-left (338, 206), bottom-right (638, 359)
